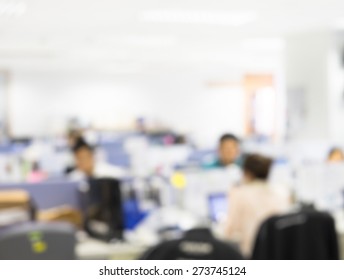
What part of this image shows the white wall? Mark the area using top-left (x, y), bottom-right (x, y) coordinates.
top-left (285, 31), bottom-right (332, 141)
top-left (328, 35), bottom-right (344, 143)
top-left (8, 69), bottom-right (246, 147)
top-left (285, 30), bottom-right (344, 144)
top-left (0, 74), bottom-right (6, 127)
top-left (8, 71), bottom-right (152, 136)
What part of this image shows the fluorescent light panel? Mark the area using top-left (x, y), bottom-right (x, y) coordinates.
top-left (242, 38), bottom-right (285, 51)
top-left (124, 35), bottom-right (178, 47)
top-left (140, 10), bottom-right (257, 26)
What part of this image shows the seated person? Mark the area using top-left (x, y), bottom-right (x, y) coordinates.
top-left (69, 139), bottom-right (127, 181)
top-left (205, 133), bottom-right (242, 168)
top-left (224, 154), bottom-right (291, 257)
top-left (67, 128), bottom-right (84, 148)
top-left (64, 130), bottom-right (84, 174)
top-left (327, 147), bottom-right (344, 162)
top-left (26, 161), bottom-right (47, 183)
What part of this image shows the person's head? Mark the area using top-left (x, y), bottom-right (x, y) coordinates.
top-left (67, 129), bottom-right (83, 147)
top-left (218, 133), bottom-right (240, 166)
top-left (31, 161), bottom-right (40, 172)
top-left (327, 147), bottom-right (344, 162)
top-left (243, 153), bottom-right (272, 183)
top-left (72, 139), bottom-right (95, 176)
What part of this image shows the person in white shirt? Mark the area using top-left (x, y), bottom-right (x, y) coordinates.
top-left (69, 139), bottom-right (127, 181)
top-left (224, 154), bottom-right (291, 257)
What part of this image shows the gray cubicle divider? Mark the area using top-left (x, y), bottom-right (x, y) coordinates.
top-left (0, 180), bottom-right (83, 210)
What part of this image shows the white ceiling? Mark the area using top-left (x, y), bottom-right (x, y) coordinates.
top-left (0, 0), bottom-right (344, 73)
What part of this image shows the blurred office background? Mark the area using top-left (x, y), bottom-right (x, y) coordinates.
top-left (1, 0), bottom-right (344, 260)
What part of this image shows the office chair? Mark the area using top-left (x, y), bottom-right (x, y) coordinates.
top-left (252, 210), bottom-right (339, 260)
top-left (140, 228), bottom-right (244, 260)
top-left (0, 221), bottom-right (76, 260)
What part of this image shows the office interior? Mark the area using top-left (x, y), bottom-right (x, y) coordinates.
top-left (1, 0), bottom-right (344, 260)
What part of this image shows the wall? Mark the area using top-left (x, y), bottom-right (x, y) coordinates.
top-left (0, 74), bottom-right (6, 130)
top-left (285, 31), bottom-right (332, 141)
top-left (327, 33), bottom-right (344, 143)
top-left (7, 69), bottom-right (246, 147)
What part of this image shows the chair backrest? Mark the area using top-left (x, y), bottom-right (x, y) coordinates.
top-left (252, 211), bottom-right (339, 260)
top-left (0, 222), bottom-right (76, 260)
top-left (141, 228), bottom-right (244, 260)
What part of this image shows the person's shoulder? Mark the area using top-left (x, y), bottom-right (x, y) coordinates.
top-left (229, 185), bottom-right (249, 199)
top-left (202, 160), bottom-right (219, 169)
top-left (230, 182), bottom-right (267, 198)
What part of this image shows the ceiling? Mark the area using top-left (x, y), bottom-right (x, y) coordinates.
top-left (0, 0), bottom-right (344, 73)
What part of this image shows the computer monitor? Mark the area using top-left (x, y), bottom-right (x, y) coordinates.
top-left (208, 193), bottom-right (228, 223)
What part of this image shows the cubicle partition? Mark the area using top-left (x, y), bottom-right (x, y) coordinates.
top-left (294, 163), bottom-right (344, 211)
top-left (0, 180), bottom-right (83, 210)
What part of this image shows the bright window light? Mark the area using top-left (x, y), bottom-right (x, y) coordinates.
top-left (140, 10), bottom-right (257, 26)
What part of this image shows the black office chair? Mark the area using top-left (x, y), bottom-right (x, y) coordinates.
top-left (140, 228), bottom-right (244, 260)
top-left (252, 210), bottom-right (339, 260)
top-left (0, 221), bottom-right (76, 260)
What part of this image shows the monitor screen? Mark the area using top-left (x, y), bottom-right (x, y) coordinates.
top-left (208, 193), bottom-right (228, 223)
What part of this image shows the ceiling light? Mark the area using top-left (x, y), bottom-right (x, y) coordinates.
top-left (124, 35), bottom-right (178, 47)
top-left (140, 10), bottom-right (257, 26)
top-left (242, 38), bottom-right (285, 51)
top-left (0, 1), bottom-right (27, 17)
top-left (101, 63), bottom-right (142, 74)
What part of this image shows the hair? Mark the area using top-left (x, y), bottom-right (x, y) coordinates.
top-left (219, 133), bottom-right (240, 145)
top-left (72, 138), bottom-right (94, 154)
top-left (243, 153), bottom-right (273, 180)
top-left (328, 147), bottom-right (344, 158)
top-left (68, 128), bottom-right (80, 136)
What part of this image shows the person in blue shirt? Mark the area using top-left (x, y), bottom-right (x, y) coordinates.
top-left (206, 133), bottom-right (242, 168)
